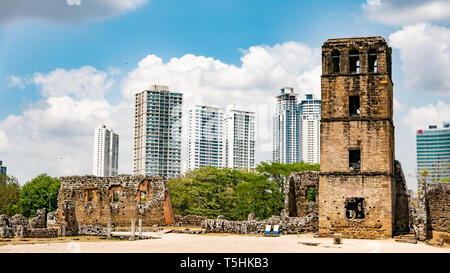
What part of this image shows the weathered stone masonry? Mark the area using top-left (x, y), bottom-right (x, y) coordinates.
top-left (427, 182), bottom-right (450, 233)
top-left (319, 37), bottom-right (409, 239)
top-left (57, 175), bottom-right (175, 234)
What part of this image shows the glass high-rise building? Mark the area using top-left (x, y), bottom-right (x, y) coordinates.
top-left (186, 105), bottom-right (224, 171)
top-left (93, 125), bottom-right (119, 177)
top-left (0, 160), bottom-right (6, 176)
top-left (273, 87), bottom-right (300, 163)
top-left (134, 85), bottom-right (183, 178)
top-left (224, 105), bottom-right (256, 170)
top-left (416, 122), bottom-right (450, 183)
top-left (299, 94), bottom-right (321, 164)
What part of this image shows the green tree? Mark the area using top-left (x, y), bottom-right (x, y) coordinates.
top-left (0, 174), bottom-right (21, 216)
top-left (255, 161), bottom-right (320, 190)
top-left (168, 167), bottom-right (241, 219)
top-left (231, 172), bottom-right (284, 220)
top-left (19, 174), bottom-right (60, 218)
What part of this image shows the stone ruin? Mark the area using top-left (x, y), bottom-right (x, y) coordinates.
top-left (410, 177), bottom-right (450, 242)
top-left (0, 208), bottom-right (59, 239)
top-left (202, 213), bottom-right (317, 235)
top-left (57, 175), bottom-right (175, 236)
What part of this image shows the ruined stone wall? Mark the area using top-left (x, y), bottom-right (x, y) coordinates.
top-left (319, 37), bottom-right (396, 239)
top-left (285, 171), bottom-right (319, 217)
top-left (202, 214), bottom-right (317, 234)
top-left (0, 209), bottom-right (59, 239)
top-left (393, 160), bottom-right (410, 235)
top-left (57, 175), bottom-right (174, 228)
top-left (427, 182), bottom-right (450, 233)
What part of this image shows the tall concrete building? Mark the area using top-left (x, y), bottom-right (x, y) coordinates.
top-left (319, 37), bottom-right (398, 238)
top-left (224, 105), bottom-right (256, 170)
top-left (273, 87), bottom-right (300, 163)
top-left (186, 105), bottom-right (224, 171)
top-left (299, 94), bottom-right (321, 164)
top-left (93, 125), bottom-right (119, 177)
top-left (0, 160), bottom-right (6, 176)
top-left (134, 85), bottom-right (183, 178)
top-left (416, 122), bottom-right (450, 183)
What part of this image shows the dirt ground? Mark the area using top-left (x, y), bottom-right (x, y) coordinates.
top-left (0, 231), bottom-right (449, 253)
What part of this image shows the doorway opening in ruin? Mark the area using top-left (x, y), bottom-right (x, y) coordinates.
top-left (345, 197), bottom-right (365, 219)
top-left (349, 149), bottom-right (361, 170)
top-left (113, 190), bottom-right (120, 202)
top-left (306, 186), bottom-right (316, 203)
top-left (349, 49), bottom-right (360, 73)
top-left (368, 50), bottom-right (378, 72)
top-left (140, 190), bottom-right (147, 203)
top-left (349, 95), bottom-right (360, 116)
top-left (287, 178), bottom-right (298, 217)
top-left (88, 190), bottom-right (94, 201)
top-left (331, 50), bottom-right (340, 73)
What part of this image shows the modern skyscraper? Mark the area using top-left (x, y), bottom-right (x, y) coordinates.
top-left (0, 160), bottom-right (6, 176)
top-left (273, 87), bottom-right (300, 163)
top-left (134, 85), bottom-right (183, 178)
top-left (416, 122), bottom-right (450, 183)
top-left (224, 105), bottom-right (256, 170)
top-left (93, 125), bottom-right (119, 177)
top-left (186, 105), bottom-right (224, 171)
top-left (299, 94), bottom-right (321, 164)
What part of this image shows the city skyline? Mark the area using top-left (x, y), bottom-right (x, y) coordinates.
top-left (0, 1), bottom-right (449, 191)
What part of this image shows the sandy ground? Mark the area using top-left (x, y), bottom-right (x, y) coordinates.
top-left (0, 232), bottom-right (449, 253)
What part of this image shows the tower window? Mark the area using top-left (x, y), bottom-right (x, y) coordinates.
top-left (349, 149), bottom-right (360, 170)
top-left (349, 50), bottom-right (360, 73)
top-left (349, 96), bottom-right (360, 116)
top-left (345, 197), bottom-right (365, 219)
top-left (368, 50), bottom-right (377, 72)
top-left (331, 50), bottom-right (340, 73)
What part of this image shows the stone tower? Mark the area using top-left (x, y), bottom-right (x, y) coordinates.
top-left (319, 37), bottom-right (395, 238)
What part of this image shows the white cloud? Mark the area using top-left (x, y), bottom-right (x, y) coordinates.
top-left (393, 98), bottom-right (403, 112)
top-left (121, 41), bottom-right (321, 107)
top-left (33, 66), bottom-right (115, 100)
top-left (66, 0), bottom-right (81, 6)
top-left (389, 23), bottom-right (450, 95)
top-left (403, 101), bottom-right (450, 132)
top-left (362, 0), bottom-right (450, 25)
top-left (8, 76), bottom-right (26, 90)
top-left (0, 0), bottom-right (148, 25)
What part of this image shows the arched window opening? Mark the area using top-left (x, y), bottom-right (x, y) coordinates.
top-left (108, 185), bottom-right (123, 203)
top-left (368, 50), bottom-right (377, 72)
top-left (331, 50), bottom-right (340, 73)
top-left (349, 49), bottom-right (360, 73)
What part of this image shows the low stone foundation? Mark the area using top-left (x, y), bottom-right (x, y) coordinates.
top-left (77, 224), bottom-right (107, 236)
top-left (0, 209), bottom-right (60, 239)
top-left (0, 227), bottom-right (14, 238)
top-left (202, 213), bottom-right (317, 234)
top-left (22, 228), bottom-right (58, 238)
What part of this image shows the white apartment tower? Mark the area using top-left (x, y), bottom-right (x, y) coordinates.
top-left (93, 125), bottom-right (119, 177)
top-left (186, 105), bottom-right (224, 171)
top-left (224, 105), bottom-right (256, 170)
top-left (273, 87), bottom-right (300, 163)
top-left (299, 94), bottom-right (321, 164)
top-left (134, 85), bottom-right (183, 178)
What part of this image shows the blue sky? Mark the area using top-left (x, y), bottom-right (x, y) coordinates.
top-left (0, 0), bottom-right (449, 190)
